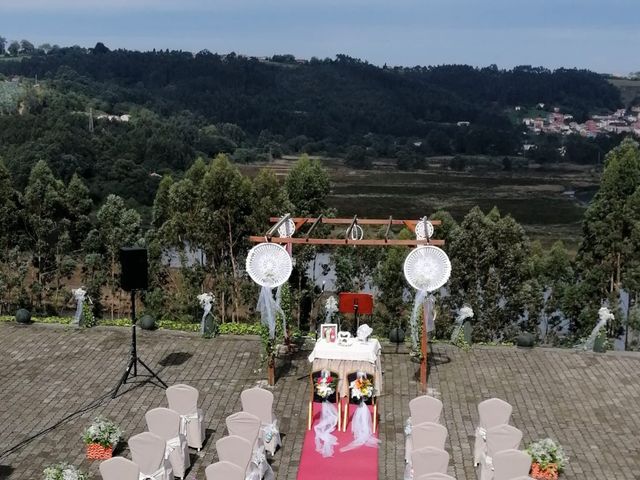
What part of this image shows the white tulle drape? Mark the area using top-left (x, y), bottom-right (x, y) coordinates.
top-left (257, 286), bottom-right (283, 338)
top-left (199, 297), bottom-right (213, 334)
top-left (409, 291), bottom-right (436, 349)
top-left (72, 288), bottom-right (86, 326)
top-left (340, 402), bottom-right (379, 452)
top-left (314, 401), bottom-right (339, 457)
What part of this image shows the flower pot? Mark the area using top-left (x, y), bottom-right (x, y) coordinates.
top-left (86, 443), bottom-right (114, 460)
top-left (530, 462), bottom-right (558, 480)
top-left (516, 332), bottom-right (535, 348)
top-left (15, 308), bottom-right (31, 324)
top-left (138, 314), bottom-right (156, 330)
top-left (389, 327), bottom-right (405, 344)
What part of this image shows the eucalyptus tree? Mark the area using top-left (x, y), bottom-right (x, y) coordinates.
top-left (0, 158), bottom-right (24, 312)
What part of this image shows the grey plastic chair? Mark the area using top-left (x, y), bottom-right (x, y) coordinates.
top-left (204, 461), bottom-right (245, 480)
top-left (99, 457), bottom-right (139, 480)
top-left (166, 384), bottom-right (206, 450)
top-left (129, 431), bottom-right (173, 480)
top-left (145, 407), bottom-right (191, 479)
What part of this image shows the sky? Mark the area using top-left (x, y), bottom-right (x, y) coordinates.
top-left (0, 0), bottom-right (638, 74)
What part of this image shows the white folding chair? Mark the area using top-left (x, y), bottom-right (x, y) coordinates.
top-left (241, 387), bottom-right (281, 455)
top-left (166, 384), bottom-right (206, 450)
top-left (411, 446), bottom-right (450, 477)
top-left (226, 412), bottom-right (273, 480)
top-left (417, 474), bottom-right (456, 480)
top-left (493, 449), bottom-right (532, 480)
top-left (216, 435), bottom-right (252, 472)
top-left (479, 424), bottom-right (523, 480)
top-left (406, 396), bottom-right (444, 463)
top-left (205, 461), bottom-right (245, 480)
top-left (145, 407), bottom-right (191, 479)
top-left (99, 456), bottom-right (139, 480)
top-left (473, 398), bottom-right (513, 466)
top-left (129, 431), bottom-right (173, 480)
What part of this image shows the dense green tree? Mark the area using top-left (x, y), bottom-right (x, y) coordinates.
top-left (20, 40), bottom-right (35, 55)
top-left (285, 155), bottom-right (331, 216)
top-left (7, 41), bottom-right (19, 56)
top-left (0, 36), bottom-right (7, 55)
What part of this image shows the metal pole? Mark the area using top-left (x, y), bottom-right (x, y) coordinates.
top-left (131, 290), bottom-right (137, 377)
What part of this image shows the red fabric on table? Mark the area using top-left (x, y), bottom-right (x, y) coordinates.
top-left (296, 402), bottom-right (378, 480)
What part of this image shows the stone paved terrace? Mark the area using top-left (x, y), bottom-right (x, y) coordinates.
top-left (0, 323), bottom-right (639, 480)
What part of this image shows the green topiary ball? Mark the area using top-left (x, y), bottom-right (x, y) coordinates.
top-left (138, 314), bottom-right (156, 330)
top-left (16, 308), bottom-right (31, 324)
top-left (516, 332), bottom-right (535, 348)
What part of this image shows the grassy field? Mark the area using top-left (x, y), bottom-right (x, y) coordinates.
top-left (239, 156), bottom-right (600, 246)
top-left (0, 81), bottom-right (23, 113)
top-left (609, 77), bottom-right (640, 105)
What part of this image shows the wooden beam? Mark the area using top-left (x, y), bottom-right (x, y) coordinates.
top-left (249, 236), bottom-right (444, 246)
top-left (269, 217), bottom-right (441, 226)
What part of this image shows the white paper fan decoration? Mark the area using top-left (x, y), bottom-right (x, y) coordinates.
top-left (403, 246), bottom-right (451, 292)
top-left (415, 219), bottom-right (434, 240)
top-left (246, 243), bottom-right (293, 288)
top-left (349, 224), bottom-right (364, 241)
top-left (277, 218), bottom-right (296, 238)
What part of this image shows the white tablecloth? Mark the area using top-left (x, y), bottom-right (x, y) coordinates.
top-left (308, 338), bottom-right (382, 364)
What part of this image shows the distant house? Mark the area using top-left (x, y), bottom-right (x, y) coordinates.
top-left (537, 103), bottom-right (545, 109)
top-left (514, 106), bottom-right (522, 111)
top-left (149, 172), bottom-right (162, 178)
top-left (456, 121), bottom-right (470, 127)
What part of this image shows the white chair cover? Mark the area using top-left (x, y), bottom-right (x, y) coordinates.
top-left (99, 456), bottom-right (139, 480)
top-left (145, 407), bottom-right (191, 479)
top-left (339, 402), bottom-right (379, 452)
top-left (205, 461), bottom-right (245, 480)
top-left (479, 424), bottom-right (522, 480)
top-left (417, 474), bottom-right (456, 480)
top-left (411, 447), bottom-right (450, 478)
top-left (166, 384), bottom-right (206, 450)
top-left (473, 398), bottom-right (513, 466)
top-left (492, 449), bottom-right (532, 480)
top-left (241, 387), bottom-right (281, 456)
top-left (129, 431), bottom-right (173, 480)
top-left (226, 412), bottom-right (274, 480)
top-left (405, 396), bottom-right (444, 464)
top-left (216, 435), bottom-right (252, 472)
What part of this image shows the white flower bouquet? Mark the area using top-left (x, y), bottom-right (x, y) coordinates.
top-left (43, 463), bottom-right (88, 480)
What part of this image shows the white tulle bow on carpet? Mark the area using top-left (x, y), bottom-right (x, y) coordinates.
top-left (314, 401), bottom-right (339, 457)
top-left (340, 402), bottom-right (379, 452)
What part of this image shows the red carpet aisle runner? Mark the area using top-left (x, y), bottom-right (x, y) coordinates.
top-left (296, 403), bottom-right (378, 480)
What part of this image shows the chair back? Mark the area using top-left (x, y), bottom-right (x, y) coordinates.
top-left (409, 395), bottom-right (443, 424)
top-left (493, 449), bottom-right (532, 480)
top-left (416, 473), bottom-right (456, 480)
top-left (99, 457), bottom-right (139, 480)
top-left (241, 387), bottom-right (274, 424)
top-left (216, 435), bottom-right (252, 471)
top-left (311, 370), bottom-right (340, 403)
top-left (411, 446), bottom-right (450, 476)
top-left (166, 384), bottom-right (199, 415)
top-left (128, 431), bottom-right (166, 475)
top-left (225, 411), bottom-right (260, 445)
top-left (145, 407), bottom-right (181, 440)
top-left (477, 398), bottom-right (512, 429)
top-left (412, 422), bottom-right (448, 450)
top-left (486, 424), bottom-right (523, 456)
top-left (346, 371), bottom-right (375, 405)
top-left (205, 461), bottom-right (245, 480)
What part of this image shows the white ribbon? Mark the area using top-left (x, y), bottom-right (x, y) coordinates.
top-left (476, 426), bottom-right (487, 440)
top-left (245, 444), bottom-right (274, 480)
top-left (261, 420), bottom-right (281, 453)
top-left (483, 453), bottom-right (493, 468)
top-left (275, 285), bottom-right (287, 336)
top-left (198, 292), bottom-right (214, 334)
top-left (314, 401), bottom-right (339, 458)
top-left (179, 412), bottom-right (199, 437)
top-left (409, 290), bottom-right (427, 350)
top-left (72, 288), bottom-right (86, 326)
top-left (404, 418), bottom-right (412, 436)
top-left (138, 466), bottom-right (166, 480)
top-left (257, 286), bottom-right (284, 339)
top-left (164, 436), bottom-right (182, 460)
top-left (340, 402), bottom-right (380, 452)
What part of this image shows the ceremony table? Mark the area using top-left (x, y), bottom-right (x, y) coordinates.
top-left (308, 338), bottom-right (383, 397)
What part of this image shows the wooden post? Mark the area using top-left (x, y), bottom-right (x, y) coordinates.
top-left (420, 299), bottom-right (429, 392)
top-left (268, 349), bottom-right (275, 386)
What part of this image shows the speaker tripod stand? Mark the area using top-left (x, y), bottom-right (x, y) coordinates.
top-left (112, 290), bottom-right (167, 398)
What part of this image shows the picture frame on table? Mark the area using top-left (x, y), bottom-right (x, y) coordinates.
top-left (320, 323), bottom-right (338, 343)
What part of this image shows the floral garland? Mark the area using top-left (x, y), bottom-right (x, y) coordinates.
top-left (43, 463), bottom-right (88, 480)
top-left (349, 376), bottom-right (374, 401)
top-left (82, 416), bottom-right (122, 448)
top-left (527, 438), bottom-right (567, 480)
top-left (315, 374), bottom-right (337, 399)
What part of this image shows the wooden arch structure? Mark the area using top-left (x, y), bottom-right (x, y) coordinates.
top-left (249, 214), bottom-right (445, 392)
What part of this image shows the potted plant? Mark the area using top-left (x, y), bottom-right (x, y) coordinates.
top-left (82, 417), bottom-right (122, 460)
top-left (43, 463), bottom-right (88, 480)
top-left (527, 438), bottom-right (568, 480)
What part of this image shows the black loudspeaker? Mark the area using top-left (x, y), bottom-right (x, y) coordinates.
top-left (120, 247), bottom-right (148, 291)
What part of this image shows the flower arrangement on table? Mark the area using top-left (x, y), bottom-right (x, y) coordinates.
top-left (349, 376), bottom-right (374, 401)
top-left (315, 374), bottom-right (338, 399)
top-left (82, 416), bottom-right (122, 460)
top-left (43, 463), bottom-right (88, 480)
top-left (527, 438), bottom-right (567, 480)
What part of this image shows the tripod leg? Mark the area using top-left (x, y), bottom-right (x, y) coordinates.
top-left (137, 357), bottom-right (169, 388)
top-left (112, 356), bottom-right (135, 398)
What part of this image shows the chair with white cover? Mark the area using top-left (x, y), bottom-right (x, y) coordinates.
top-left (99, 457), bottom-right (139, 480)
top-left (411, 447), bottom-right (450, 478)
top-left (492, 449), bottom-right (532, 480)
top-left (216, 435), bottom-right (252, 472)
top-left (145, 407), bottom-right (191, 479)
top-left (417, 474), bottom-right (456, 480)
top-left (405, 396), bottom-right (444, 463)
top-left (241, 387), bottom-right (281, 456)
top-left (205, 461), bottom-right (245, 480)
top-left (479, 424), bottom-right (523, 480)
top-left (166, 384), bottom-right (206, 450)
top-left (473, 398), bottom-right (513, 466)
top-left (412, 422), bottom-right (448, 451)
top-left (129, 431), bottom-right (173, 480)
top-left (226, 412), bottom-right (274, 480)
